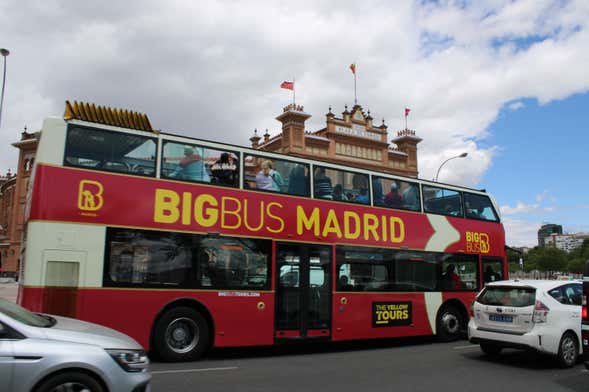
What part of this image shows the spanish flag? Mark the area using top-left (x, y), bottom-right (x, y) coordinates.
top-left (349, 63), bottom-right (356, 75)
top-left (280, 81), bottom-right (294, 90)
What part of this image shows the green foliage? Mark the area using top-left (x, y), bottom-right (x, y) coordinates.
top-left (514, 240), bottom-right (589, 274)
top-left (568, 258), bottom-right (586, 274)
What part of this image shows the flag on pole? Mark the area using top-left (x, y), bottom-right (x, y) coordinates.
top-left (405, 107), bottom-right (411, 117)
top-left (349, 63), bottom-right (356, 75)
top-left (280, 81), bottom-right (294, 90)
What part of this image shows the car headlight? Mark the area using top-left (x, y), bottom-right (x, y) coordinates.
top-left (106, 349), bottom-right (149, 372)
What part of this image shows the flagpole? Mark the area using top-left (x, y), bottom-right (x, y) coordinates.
top-left (354, 67), bottom-right (357, 105)
top-left (293, 76), bottom-right (296, 106)
top-left (405, 112), bottom-right (407, 130)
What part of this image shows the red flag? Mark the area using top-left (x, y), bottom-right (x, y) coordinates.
top-left (280, 81), bottom-right (294, 90)
top-left (405, 107), bottom-right (411, 117)
top-left (349, 63), bottom-right (356, 75)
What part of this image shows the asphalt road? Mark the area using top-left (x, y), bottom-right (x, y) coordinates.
top-left (149, 338), bottom-right (588, 392)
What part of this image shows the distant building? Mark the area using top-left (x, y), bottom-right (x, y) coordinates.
top-left (545, 233), bottom-right (589, 252)
top-left (252, 104), bottom-right (422, 178)
top-left (0, 130), bottom-right (39, 278)
top-left (538, 223), bottom-right (563, 248)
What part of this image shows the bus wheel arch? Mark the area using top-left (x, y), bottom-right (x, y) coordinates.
top-left (435, 299), bottom-right (467, 342)
top-left (150, 298), bottom-right (214, 362)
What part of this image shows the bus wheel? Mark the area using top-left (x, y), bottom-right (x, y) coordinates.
top-left (153, 306), bottom-right (210, 362)
top-left (436, 305), bottom-right (463, 342)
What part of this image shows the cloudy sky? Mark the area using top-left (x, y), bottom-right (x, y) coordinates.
top-left (1, 0), bottom-right (588, 247)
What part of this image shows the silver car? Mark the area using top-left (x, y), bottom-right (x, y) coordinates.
top-left (0, 299), bottom-right (150, 392)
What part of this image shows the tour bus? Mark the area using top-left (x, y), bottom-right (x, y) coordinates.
top-left (19, 101), bottom-right (507, 361)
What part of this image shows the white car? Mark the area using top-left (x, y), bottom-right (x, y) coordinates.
top-left (0, 298), bottom-right (151, 392)
top-left (468, 279), bottom-right (582, 367)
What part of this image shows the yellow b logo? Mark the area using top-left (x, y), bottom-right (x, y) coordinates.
top-left (78, 180), bottom-right (104, 211)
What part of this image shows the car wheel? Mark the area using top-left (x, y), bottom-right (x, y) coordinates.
top-left (153, 306), bottom-right (210, 362)
top-left (556, 331), bottom-right (578, 368)
top-left (480, 343), bottom-right (502, 356)
top-left (35, 371), bottom-right (104, 392)
top-left (436, 305), bottom-right (464, 342)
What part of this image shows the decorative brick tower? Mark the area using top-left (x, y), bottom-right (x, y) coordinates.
top-left (253, 103), bottom-right (422, 178)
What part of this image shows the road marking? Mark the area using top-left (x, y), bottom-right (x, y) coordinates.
top-left (152, 366), bottom-right (238, 375)
top-left (452, 345), bottom-right (479, 350)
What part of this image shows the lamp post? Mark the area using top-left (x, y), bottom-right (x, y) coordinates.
top-left (0, 48), bottom-right (9, 128)
top-left (434, 152), bottom-right (467, 182)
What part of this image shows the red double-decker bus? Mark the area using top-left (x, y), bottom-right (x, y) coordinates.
top-left (19, 102), bottom-right (507, 361)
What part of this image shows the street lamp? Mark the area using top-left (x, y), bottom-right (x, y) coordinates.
top-left (0, 48), bottom-right (9, 128)
top-left (434, 152), bottom-right (467, 182)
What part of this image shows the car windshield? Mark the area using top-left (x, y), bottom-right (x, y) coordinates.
top-left (0, 298), bottom-right (54, 327)
top-left (476, 286), bottom-right (536, 307)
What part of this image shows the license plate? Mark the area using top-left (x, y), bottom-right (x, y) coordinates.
top-left (489, 314), bottom-right (513, 323)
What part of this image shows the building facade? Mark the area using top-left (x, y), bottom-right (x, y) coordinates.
top-left (0, 130), bottom-right (39, 278)
top-left (544, 233), bottom-right (589, 252)
top-left (252, 104), bottom-right (421, 178)
top-left (538, 223), bottom-right (563, 248)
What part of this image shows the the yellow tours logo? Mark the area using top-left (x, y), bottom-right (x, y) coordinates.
top-left (466, 231), bottom-right (490, 253)
top-left (78, 180), bottom-right (104, 212)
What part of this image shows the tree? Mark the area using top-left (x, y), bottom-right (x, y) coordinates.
top-left (536, 247), bottom-right (567, 272)
top-left (567, 258), bottom-right (586, 274)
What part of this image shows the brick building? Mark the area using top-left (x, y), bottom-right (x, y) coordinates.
top-left (0, 130), bottom-right (39, 278)
top-left (251, 103), bottom-right (421, 178)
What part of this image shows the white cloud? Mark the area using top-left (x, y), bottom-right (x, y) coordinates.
top-left (0, 0), bottom-right (588, 243)
top-left (503, 218), bottom-right (541, 247)
top-left (536, 190), bottom-right (549, 202)
top-left (501, 201), bottom-right (541, 215)
top-left (509, 101), bottom-right (524, 110)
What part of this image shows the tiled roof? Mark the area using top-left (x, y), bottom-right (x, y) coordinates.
top-left (63, 100), bottom-right (153, 132)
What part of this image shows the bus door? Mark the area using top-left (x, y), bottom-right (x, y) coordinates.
top-left (275, 243), bottom-right (331, 340)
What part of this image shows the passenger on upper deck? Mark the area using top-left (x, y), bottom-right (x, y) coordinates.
top-left (211, 153), bottom-right (238, 186)
top-left (332, 184), bottom-right (348, 201)
top-left (176, 147), bottom-right (210, 182)
top-left (402, 182), bottom-right (419, 210)
top-left (287, 164), bottom-right (309, 196)
top-left (255, 160), bottom-right (284, 191)
top-left (313, 167), bottom-right (333, 199)
top-left (355, 188), bottom-right (369, 204)
top-left (372, 178), bottom-right (384, 206)
top-left (384, 181), bottom-right (403, 208)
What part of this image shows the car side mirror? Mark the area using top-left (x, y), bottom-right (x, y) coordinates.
top-left (0, 323), bottom-right (6, 338)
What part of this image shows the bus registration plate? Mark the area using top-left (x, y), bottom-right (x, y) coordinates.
top-left (489, 314), bottom-right (513, 323)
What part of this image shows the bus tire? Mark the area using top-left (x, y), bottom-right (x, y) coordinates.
top-left (153, 306), bottom-right (210, 362)
top-left (556, 331), bottom-right (578, 368)
top-left (436, 305), bottom-right (464, 342)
